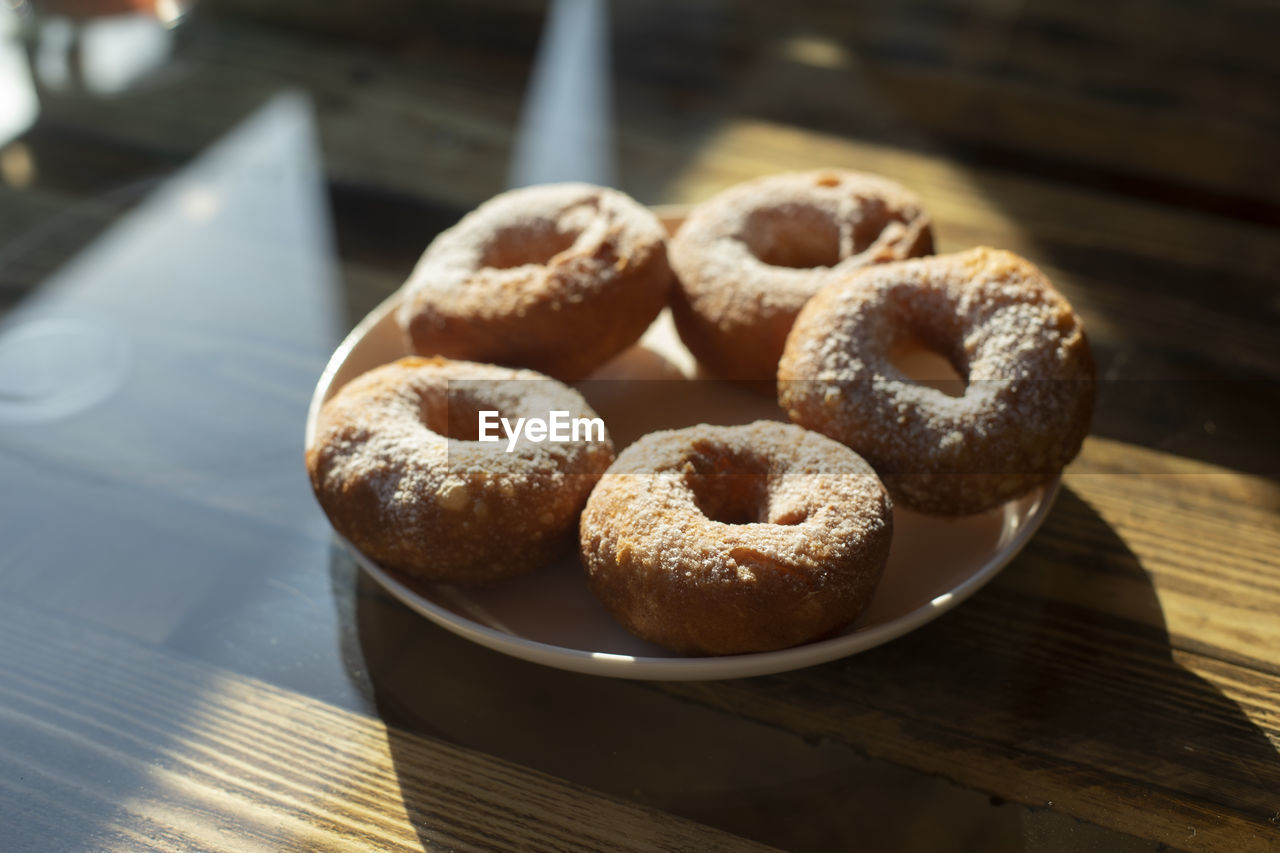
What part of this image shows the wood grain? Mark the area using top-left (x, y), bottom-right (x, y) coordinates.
top-left (731, 3), bottom-right (1280, 208)
top-left (1065, 440), bottom-right (1280, 673)
top-left (207, 0), bottom-right (1280, 207)
top-left (30, 14), bottom-right (1280, 383)
top-left (0, 601), bottom-right (776, 852)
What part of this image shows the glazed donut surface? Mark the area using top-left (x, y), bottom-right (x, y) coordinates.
top-left (778, 247), bottom-right (1095, 515)
top-left (579, 421), bottom-right (893, 655)
top-left (307, 356), bottom-right (615, 584)
top-left (396, 183), bottom-right (672, 381)
top-left (670, 170), bottom-right (933, 380)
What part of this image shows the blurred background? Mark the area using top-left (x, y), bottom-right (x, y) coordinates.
top-left (2, 0), bottom-right (1276, 310)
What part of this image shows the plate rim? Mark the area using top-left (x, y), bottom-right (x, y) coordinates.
top-left (307, 293), bottom-right (1062, 681)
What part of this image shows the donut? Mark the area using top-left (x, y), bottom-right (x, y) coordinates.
top-left (396, 183), bottom-right (673, 381)
top-left (669, 170), bottom-right (933, 381)
top-left (306, 356), bottom-right (615, 584)
top-left (579, 421), bottom-right (893, 655)
top-left (778, 247), bottom-right (1095, 516)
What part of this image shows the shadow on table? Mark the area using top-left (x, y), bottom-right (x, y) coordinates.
top-left (787, 485), bottom-right (1280, 844)
top-left (339, 486), bottom-right (1280, 852)
top-left (349, 569), bottom-right (1029, 853)
top-left (1000, 487), bottom-right (1280, 815)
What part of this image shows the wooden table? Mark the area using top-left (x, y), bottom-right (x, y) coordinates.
top-left (1, 2), bottom-right (1277, 851)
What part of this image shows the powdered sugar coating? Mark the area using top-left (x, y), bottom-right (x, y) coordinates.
top-left (307, 356), bottom-right (615, 584)
top-left (670, 170), bottom-right (933, 380)
top-left (396, 183), bottom-right (672, 380)
top-left (778, 248), bottom-right (1095, 515)
top-left (579, 421), bottom-right (893, 655)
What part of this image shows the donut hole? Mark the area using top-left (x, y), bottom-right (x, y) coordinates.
top-left (743, 205), bottom-right (841, 269)
top-left (479, 222), bottom-right (580, 270)
top-left (683, 449), bottom-right (788, 525)
top-left (888, 330), bottom-right (967, 398)
top-left (690, 473), bottom-right (769, 525)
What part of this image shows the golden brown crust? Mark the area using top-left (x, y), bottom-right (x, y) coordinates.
top-left (669, 170), bottom-right (933, 381)
top-left (778, 248), bottom-right (1096, 515)
top-left (579, 421), bottom-right (893, 655)
top-left (396, 183), bottom-right (673, 381)
top-left (306, 356), bottom-right (615, 584)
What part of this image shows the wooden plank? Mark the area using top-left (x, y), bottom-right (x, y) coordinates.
top-left (204, 0), bottom-right (1280, 205)
top-left (32, 14), bottom-right (1279, 281)
top-left (0, 601), bottom-right (776, 852)
top-left (684, 0), bottom-right (1280, 205)
top-left (30, 17), bottom-right (1279, 384)
top-left (663, 646), bottom-right (1280, 852)
top-left (745, 30), bottom-right (1280, 208)
top-left (1058, 439), bottom-right (1280, 674)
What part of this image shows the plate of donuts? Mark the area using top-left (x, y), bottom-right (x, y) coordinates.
top-left (306, 293), bottom-right (1059, 681)
top-left (306, 179), bottom-right (1091, 680)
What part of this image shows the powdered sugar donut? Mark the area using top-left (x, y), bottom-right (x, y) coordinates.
top-left (778, 248), bottom-right (1095, 515)
top-left (396, 183), bottom-right (672, 381)
top-left (670, 170), bottom-right (933, 380)
top-left (579, 421), bottom-right (893, 655)
top-left (307, 356), bottom-right (614, 584)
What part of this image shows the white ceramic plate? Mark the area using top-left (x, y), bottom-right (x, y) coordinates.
top-left (305, 290), bottom-right (1059, 681)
